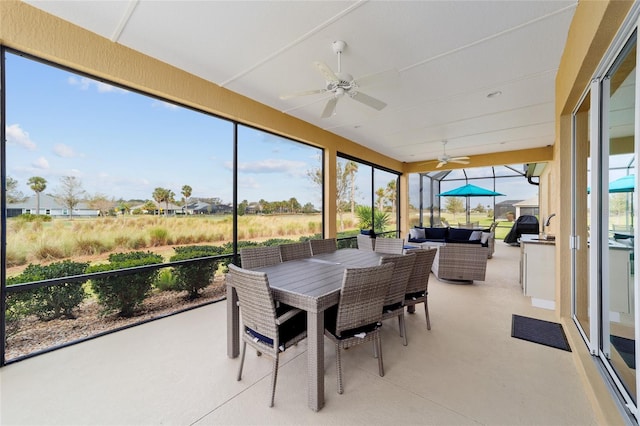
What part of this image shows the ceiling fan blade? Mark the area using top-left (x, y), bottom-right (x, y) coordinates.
top-left (436, 161), bottom-right (446, 169)
top-left (321, 97), bottom-right (339, 118)
top-left (354, 68), bottom-right (399, 88)
top-left (450, 159), bottom-right (470, 165)
top-left (279, 89), bottom-right (326, 100)
top-left (350, 91), bottom-right (387, 110)
top-left (451, 156), bottom-right (470, 160)
top-left (314, 61), bottom-right (339, 83)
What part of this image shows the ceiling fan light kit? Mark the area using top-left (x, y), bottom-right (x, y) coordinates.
top-left (280, 40), bottom-right (389, 118)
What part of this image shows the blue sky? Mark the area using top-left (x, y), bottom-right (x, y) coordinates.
top-left (5, 52), bottom-right (322, 207)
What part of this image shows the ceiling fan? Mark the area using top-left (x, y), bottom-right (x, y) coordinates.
top-left (435, 140), bottom-right (470, 168)
top-left (280, 40), bottom-right (392, 118)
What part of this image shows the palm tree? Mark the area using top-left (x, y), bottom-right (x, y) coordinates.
top-left (181, 185), bottom-right (192, 215)
top-left (385, 180), bottom-right (397, 215)
top-left (344, 161), bottom-right (358, 214)
top-left (27, 176), bottom-right (47, 215)
top-left (152, 187), bottom-right (175, 217)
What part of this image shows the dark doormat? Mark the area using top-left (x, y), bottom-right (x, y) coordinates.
top-left (610, 335), bottom-right (635, 369)
top-left (511, 314), bottom-right (571, 352)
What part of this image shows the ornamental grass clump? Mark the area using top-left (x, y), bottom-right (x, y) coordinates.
top-left (170, 245), bottom-right (224, 300)
top-left (87, 251), bottom-right (163, 317)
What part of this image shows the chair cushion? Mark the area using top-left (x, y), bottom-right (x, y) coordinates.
top-left (405, 291), bottom-right (426, 300)
top-left (383, 302), bottom-right (404, 313)
top-left (324, 305), bottom-right (381, 339)
top-left (245, 309), bottom-right (306, 350)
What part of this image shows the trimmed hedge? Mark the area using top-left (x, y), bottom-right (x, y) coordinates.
top-left (87, 251), bottom-right (163, 317)
top-left (171, 246), bottom-right (223, 300)
top-left (6, 260), bottom-right (89, 321)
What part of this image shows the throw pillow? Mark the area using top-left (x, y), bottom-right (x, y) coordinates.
top-left (469, 230), bottom-right (483, 241)
top-left (481, 232), bottom-right (491, 244)
top-left (409, 228), bottom-right (425, 240)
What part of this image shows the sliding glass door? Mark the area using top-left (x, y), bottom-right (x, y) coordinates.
top-left (573, 14), bottom-right (639, 416)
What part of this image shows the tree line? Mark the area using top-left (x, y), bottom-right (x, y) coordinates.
top-left (6, 175), bottom-right (319, 218)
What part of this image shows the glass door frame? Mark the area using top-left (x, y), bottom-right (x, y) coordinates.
top-left (572, 5), bottom-right (640, 417)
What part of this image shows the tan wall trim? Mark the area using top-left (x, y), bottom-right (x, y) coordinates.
top-left (403, 146), bottom-right (553, 174)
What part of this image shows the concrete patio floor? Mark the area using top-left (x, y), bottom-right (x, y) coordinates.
top-left (0, 242), bottom-right (599, 425)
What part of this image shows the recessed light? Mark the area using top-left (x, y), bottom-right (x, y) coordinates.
top-left (487, 91), bottom-right (502, 98)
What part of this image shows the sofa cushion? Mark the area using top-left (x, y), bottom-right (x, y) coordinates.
top-left (448, 228), bottom-right (474, 240)
top-left (424, 227), bottom-right (447, 240)
top-left (446, 237), bottom-right (482, 245)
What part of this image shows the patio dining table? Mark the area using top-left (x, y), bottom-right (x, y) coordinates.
top-left (226, 248), bottom-right (384, 411)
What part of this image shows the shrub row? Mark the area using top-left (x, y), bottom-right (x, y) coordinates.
top-left (4, 236), bottom-right (326, 332)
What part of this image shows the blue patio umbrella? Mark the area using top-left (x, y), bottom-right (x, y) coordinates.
top-left (438, 184), bottom-right (505, 223)
top-left (588, 175), bottom-right (636, 230)
top-left (587, 174), bottom-right (635, 193)
top-left (609, 174), bottom-right (635, 193)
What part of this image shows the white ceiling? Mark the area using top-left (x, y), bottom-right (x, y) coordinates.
top-left (24, 0), bottom-right (577, 165)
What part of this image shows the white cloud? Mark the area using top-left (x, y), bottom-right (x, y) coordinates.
top-left (32, 156), bottom-right (49, 170)
top-left (151, 100), bottom-right (179, 110)
top-left (234, 159), bottom-right (307, 174)
top-left (53, 143), bottom-right (83, 158)
top-left (237, 176), bottom-right (260, 189)
top-left (6, 124), bottom-right (36, 150)
top-left (67, 76), bottom-right (128, 94)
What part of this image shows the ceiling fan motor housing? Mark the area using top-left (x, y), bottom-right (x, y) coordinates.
top-left (326, 71), bottom-right (355, 92)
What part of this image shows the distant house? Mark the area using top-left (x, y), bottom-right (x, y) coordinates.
top-left (184, 201), bottom-right (233, 215)
top-left (514, 196), bottom-right (539, 218)
top-left (185, 201), bottom-right (210, 214)
top-left (244, 203), bottom-right (259, 215)
top-left (130, 200), bottom-right (182, 215)
top-left (211, 203), bottom-right (233, 214)
top-left (494, 199), bottom-right (524, 220)
top-left (6, 194), bottom-right (99, 218)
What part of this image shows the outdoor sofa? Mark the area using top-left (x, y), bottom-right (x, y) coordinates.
top-left (408, 226), bottom-right (495, 259)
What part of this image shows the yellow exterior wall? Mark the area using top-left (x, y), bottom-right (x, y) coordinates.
top-left (553, 1), bottom-right (634, 424)
top-left (0, 0), bottom-right (402, 239)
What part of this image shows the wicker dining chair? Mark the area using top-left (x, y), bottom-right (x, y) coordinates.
top-left (356, 234), bottom-right (375, 251)
top-left (324, 263), bottom-right (394, 395)
top-left (279, 241), bottom-right (312, 262)
top-left (228, 264), bottom-right (307, 407)
top-left (374, 237), bottom-right (404, 254)
top-left (310, 238), bottom-right (337, 255)
top-left (379, 252), bottom-right (416, 346)
top-left (240, 246), bottom-right (282, 269)
top-left (403, 248), bottom-right (437, 330)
